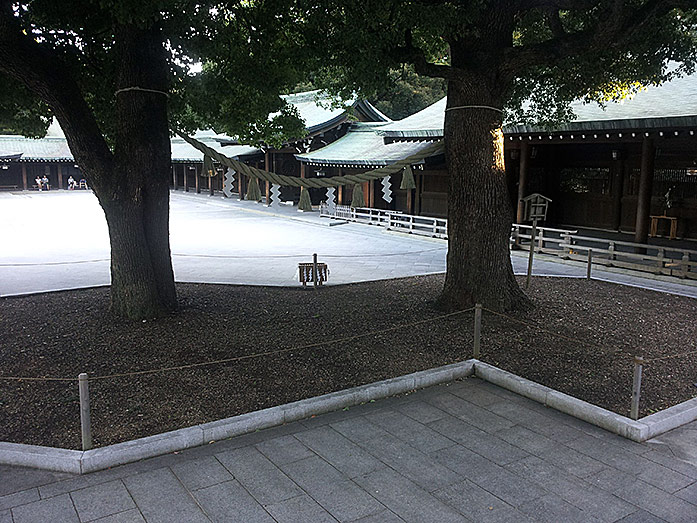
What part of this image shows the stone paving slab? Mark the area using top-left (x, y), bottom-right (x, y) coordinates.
top-left (3, 377), bottom-right (697, 522)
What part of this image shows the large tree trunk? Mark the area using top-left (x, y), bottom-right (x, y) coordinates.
top-left (438, 77), bottom-right (529, 312)
top-left (99, 25), bottom-right (177, 318)
top-left (0, 9), bottom-right (177, 320)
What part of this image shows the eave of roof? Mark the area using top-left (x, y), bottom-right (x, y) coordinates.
top-left (0, 134), bottom-right (256, 163)
top-left (503, 115), bottom-right (697, 135)
top-left (295, 122), bottom-right (438, 167)
top-left (376, 98), bottom-right (446, 140)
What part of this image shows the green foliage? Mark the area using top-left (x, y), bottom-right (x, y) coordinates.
top-left (0, 0), bottom-right (315, 145)
top-left (0, 79), bottom-right (51, 136)
top-left (372, 66), bottom-right (446, 120)
top-left (301, 0), bottom-right (697, 127)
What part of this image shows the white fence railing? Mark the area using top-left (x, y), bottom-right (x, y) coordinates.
top-left (512, 223), bottom-right (697, 279)
top-left (320, 204), bottom-right (697, 280)
top-left (320, 204), bottom-right (447, 238)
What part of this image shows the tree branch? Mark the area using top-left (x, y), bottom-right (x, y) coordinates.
top-left (515, 0), bottom-right (600, 9)
top-left (0, 3), bottom-right (113, 183)
top-left (543, 6), bottom-right (565, 38)
top-left (503, 0), bottom-right (697, 75)
top-left (393, 28), bottom-right (465, 82)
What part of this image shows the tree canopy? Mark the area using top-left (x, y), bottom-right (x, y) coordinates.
top-left (302, 1), bottom-right (697, 119)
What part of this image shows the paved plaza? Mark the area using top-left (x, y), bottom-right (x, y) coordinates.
top-left (1, 190), bottom-right (696, 298)
top-left (4, 378), bottom-right (697, 522)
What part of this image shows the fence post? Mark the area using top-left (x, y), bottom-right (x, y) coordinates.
top-left (630, 356), bottom-right (644, 420)
top-left (656, 248), bottom-right (665, 274)
top-left (473, 304), bottom-right (482, 359)
top-left (78, 372), bottom-right (93, 451)
top-left (526, 219), bottom-right (538, 289)
top-left (586, 249), bottom-right (593, 280)
top-left (312, 253), bottom-right (318, 289)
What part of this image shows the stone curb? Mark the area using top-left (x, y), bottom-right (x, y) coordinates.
top-left (641, 396), bottom-right (697, 440)
top-left (4, 358), bottom-right (697, 474)
top-left (473, 361), bottom-right (653, 441)
top-left (0, 360), bottom-right (476, 474)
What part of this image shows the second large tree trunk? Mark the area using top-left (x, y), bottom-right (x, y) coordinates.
top-left (438, 78), bottom-right (529, 312)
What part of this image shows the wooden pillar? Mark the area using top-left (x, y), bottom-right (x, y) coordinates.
top-left (172, 165), bottom-right (177, 189)
top-left (57, 164), bottom-right (63, 189)
top-left (208, 171), bottom-right (213, 196)
top-left (414, 173), bottom-right (422, 215)
top-left (195, 166), bottom-right (201, 193)
top-left (21, 163), bottom-right (27, 190)
top-left (238, 169), bottom-right (245, 200)
top-left (184, 165), bottom-right (189, 192)
top-left (273, 153), bottom-right (278, 202)
top-left (516, 141), bottom-right (529, 223)
top-left (338, 184), bottom-right (343, 205)
top-left (264, 152), bottom-right (271, 205)
top-left (362, 181), bottom-right (370, 207)
top-left (406, 187), bottom-right (413, 214)
top-left (634, 137), bottom-right (655, 245)
top-left (368, 179), bottom-right (375, 207)
top-left (611, 154), bottom-right (625, 231)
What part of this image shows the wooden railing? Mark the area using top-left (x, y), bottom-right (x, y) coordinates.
top-left (512, 223), bottom-right (697, 280)
top-left (320, 204), bottom-right (697, 280)
top-left (320, 204), bottom-right (447, 239)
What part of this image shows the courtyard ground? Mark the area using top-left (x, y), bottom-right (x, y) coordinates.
top-left (3, 190), bottom-right (697, 522)
top-left (1, 275), bottom-right (696, 450)
top-left (1, 190), bottom-right (695, 297)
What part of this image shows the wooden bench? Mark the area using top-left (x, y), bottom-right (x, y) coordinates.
top-left (0, 185), bottom-right (18, 191)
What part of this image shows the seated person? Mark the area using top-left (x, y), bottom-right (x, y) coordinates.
top-left (41, 175), bottom-right (50, 190)
top-left (67, 175), bottom-right (76, 189)
top-left (35, 176), bottom-right (43, 191)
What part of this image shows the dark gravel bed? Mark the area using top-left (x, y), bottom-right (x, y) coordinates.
top-left (1, 275), bottom-right (696, 449)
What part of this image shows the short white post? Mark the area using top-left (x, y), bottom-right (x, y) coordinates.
top-left (78, 373), bottom-right (93, 451)
top-left (473, 304), bottom-right (482, 359)
top-left (630, 356), bottom-right (644, 421)
top-left (312, 253), bottom-right (318, 289)
top-left (586, 249), bottom-right (593, 280)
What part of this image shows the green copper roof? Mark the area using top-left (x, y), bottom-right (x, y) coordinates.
top-left (377, 98), bottom-right (446, 140)
top-left (507, 70), bottom-right (697, 134)
top-left (0, 136), bottom-right (73, 161)
top-left (0, 132), bottom-right (258, 162)
top-left (170, 136), bottom-right (259, 162)
top-left (295, 122), bottom-right (438, 166)
top-left (374, 70), bottom-right (697, 139)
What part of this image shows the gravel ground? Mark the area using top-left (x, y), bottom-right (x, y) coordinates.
top-left (1, 275), bottom-right (696, 449)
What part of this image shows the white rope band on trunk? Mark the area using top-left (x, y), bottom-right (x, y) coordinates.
top-left (114, 87), bottom-right (170, 98)
top-left (445, 105), bottom-right (503, 113)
